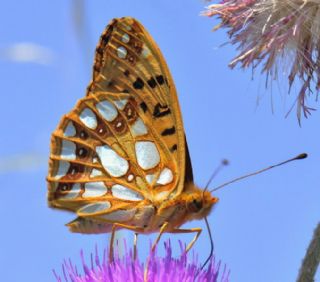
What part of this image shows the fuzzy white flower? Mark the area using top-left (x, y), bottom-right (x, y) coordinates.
top-left (204, 0), bottom-right (320, 122)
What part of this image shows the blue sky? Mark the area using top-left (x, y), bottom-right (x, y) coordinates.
top-left (0, 1), bottom-right (319, 281)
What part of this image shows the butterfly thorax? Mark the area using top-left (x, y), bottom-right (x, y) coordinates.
top-left (141, 183), bottom-right (218, 233)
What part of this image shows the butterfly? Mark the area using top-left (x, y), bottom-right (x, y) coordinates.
top-left (47, 17), bottom-right (218, 262)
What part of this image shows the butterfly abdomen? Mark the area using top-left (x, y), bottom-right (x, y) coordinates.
top-left (67, 217), bottom-right (114, 234)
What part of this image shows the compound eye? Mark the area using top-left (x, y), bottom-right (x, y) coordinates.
top-left (188, 199), bottom-right (203, 213)
top-left (193, 199), bottom-right (203, 210)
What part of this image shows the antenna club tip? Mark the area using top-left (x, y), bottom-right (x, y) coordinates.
top-left (296, 153), bottom-right (308, 160)
top-left (222, 159), bottom-right (229, 166)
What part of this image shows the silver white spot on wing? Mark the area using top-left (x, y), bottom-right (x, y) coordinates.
top-left (127, 174), bottom-right (134, 182)
top-left (121, 33), bottom-right (130, 43)
top-left (117, 46), bottom-right (127, 59)
top-left (157, 168), bottom-right (173, 185)
top-left (78, 201), bottom-right (111, 215)
top-left (135, 141), bottom-right (160, 170)
top-left (124, 24), bottom-right (132, 31)
top-left (82, 182), bottom-right (108, 198)
top-left (116, 121), bottom-right (123, 128)
top-left (96, 145), bottom-right (129, 177)
top-left (154, 191), bottom-right (170, 201)
top-left (114, 99), bottom-right (128, 110)
top-left (142, 46), bottom-right (151, 58)
top-left (90, 168), bottom-right (103, 178)
top-left (100, 209), bottom-right (136, 222)
top-left (96, 100), bottom-right (118, 122)
top-left (146, 174), bottom-right (155, 184)
top-left (79, 108), bottom-right (97, 129)
top-left (131, 118), bottom-right (148, 137)
top-left (111, 184), bottom-right (143, 201)
top-left (64, 121), bottom-right (76, 137)
top-left (61, 140), bottom-right (76, 160)
top-left (63, 183), bottom-right (81, 199)
top-left (54, 161), bottom-right (70, 179)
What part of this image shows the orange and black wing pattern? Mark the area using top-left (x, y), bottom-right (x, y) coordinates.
top-left (47, 17), bottom-right (191, 231)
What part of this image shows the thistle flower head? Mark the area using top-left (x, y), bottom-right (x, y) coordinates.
top-left (204, 0), bottom-right (320, 122)
top-left (54, 240), bottom-right (229, 282)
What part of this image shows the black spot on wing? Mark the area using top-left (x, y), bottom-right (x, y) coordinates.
top-left (133, 77), bottom-right (144, 89)
top-left (58, 182), bottom-right (72, 192)
top-left (68, 163), bottom-right (85, 178)
top-left (101, 34), bottom-right (111, 45)
top-left (170, 144), bottom-right (177, 152)
top-left (96, 47), bottom-right (103, 55)
top-left (100, 23), bottom-right (114, 45)
top-left (140, 102), bottom-right (148, 113)
top-left (79, 130), bottom-right (88, 140)
top-left (124, 70), bottom-right (130, 77)
top-left (161, 126), bottom-right (176, 136)
top-left (153, 103), bottom-right (171, 118)
top-left (147, 77), bottom-right (157, 88)
top-left (77, 147), bottom-right (88, 158)
top-left (156, 75), bottom-right (165, 85)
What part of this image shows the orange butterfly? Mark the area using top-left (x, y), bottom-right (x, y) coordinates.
top-left (47, 17), bottom-right (218, 262)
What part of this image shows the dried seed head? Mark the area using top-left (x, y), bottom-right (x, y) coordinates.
top-left (204, 0), bottom-right (320, 122)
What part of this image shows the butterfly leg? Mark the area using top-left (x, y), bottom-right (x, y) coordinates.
top-left (144, 222), bottom-right (169, 282)
top-left (133, 232), bottom-right (138, 260)
top-left (151, 222), bottom-right (169, 252)
top-left (168, 227), bottom-right (202, 252)
top-left (109, 223), bottom-right (143, 262)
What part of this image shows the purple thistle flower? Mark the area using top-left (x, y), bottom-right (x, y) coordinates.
top-left (203, 0), bottom-right (320, 122)
top-left (54, 240), bottom-right (229, 282)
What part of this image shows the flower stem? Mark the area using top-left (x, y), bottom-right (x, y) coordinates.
top-left (297, 222), bottom-right (320, 282)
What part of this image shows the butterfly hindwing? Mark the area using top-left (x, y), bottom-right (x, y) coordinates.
top-left (48, 92), bottom-right (178, 209)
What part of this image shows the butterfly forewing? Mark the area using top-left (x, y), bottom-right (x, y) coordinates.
top-left (88, 17), bottom-right (187, 194)
top-left (48, 17), bottom-right (189, 228)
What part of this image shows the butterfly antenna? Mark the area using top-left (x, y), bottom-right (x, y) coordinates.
top-left (203, 159), bottom-right (229, 194)
top-left (210, 153), bottom-right (307, 193)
